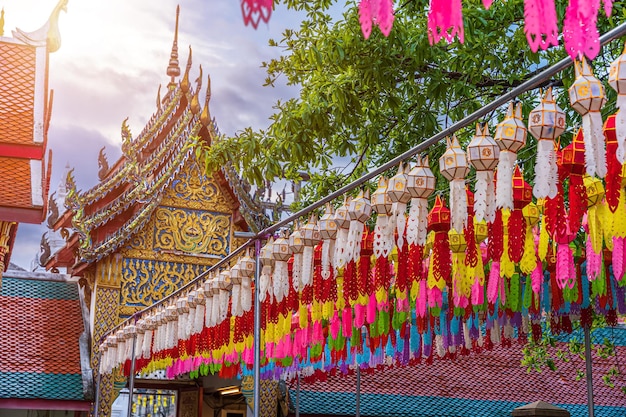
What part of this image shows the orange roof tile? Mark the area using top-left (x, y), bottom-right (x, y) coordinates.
top-left (0, 41), bottom-right (36, 146)
top-left (0, 157), bottom-right (32, 209)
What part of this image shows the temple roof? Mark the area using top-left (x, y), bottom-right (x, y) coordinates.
top-left (0, 27), bottom-right (54, 223)
top-left (49, 9), bottom-right (268, 269)
top-left (0, 270), bottom-right (91, 407)
top-left (289, 327), bottom-right (626, 417)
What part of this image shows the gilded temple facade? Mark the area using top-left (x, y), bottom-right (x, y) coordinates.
top-left (43, 8), bottom-right (266, 415)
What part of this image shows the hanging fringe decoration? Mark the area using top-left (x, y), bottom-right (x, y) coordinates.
top-left (273, 232), bottom-right (292, 303)
top-left (319, 203), bottom-right (338, 279)
top-left (569, 58), bottom-right (607, 178)
top-left (524, 0), bottom-right (559, 52)
top-left (407, 156), bottom-right (435, 247)
top-left (563, 0), bottom-right (602, 61)
top-left (372, 177), bottom-right (394, 259)
top-left (427, 0), bottom-right (464, 45)
top-left (301, 214), bottom-right (321, 287)
top-left (358, 0), bottom-right (396, 39)
top-left (334, 197), bottom-right (352, 270)
top-left (603, 114), bottom-right (623, 212)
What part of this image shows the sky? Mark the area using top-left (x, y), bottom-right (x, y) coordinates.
top-left (5, 0), bottom-right (303, 269)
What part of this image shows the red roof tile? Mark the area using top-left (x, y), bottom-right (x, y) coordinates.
top-left (0, 157), bottom-right (32, 209)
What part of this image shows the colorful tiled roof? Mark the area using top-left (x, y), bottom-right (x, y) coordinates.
top-left (0, 36), bottom-right (51, 224)
top-left (289, 329), bottom-right (626, 417)
top-left (0, 275), bottom-right (87, 401)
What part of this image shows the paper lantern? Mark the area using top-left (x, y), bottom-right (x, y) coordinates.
top-left (407, 156), bottom-right (436, 198)
top-left (560, 129), bottom-right (588, 232)
top-left (258, 237), bottom-right (274, 302)
top-left (529, 88), bottom-right (566, 199)
top-left (440, 136), bottom-right (469, 232)
top-left (290, 224), bottom-right (305, 291)
top-left (512, 165), bottom-right (532, 210)
top-left (230, 262), bottom-right (243, 285)
top-left (387, 163), bottom-right (410, 249)
top-left (609, 44), bottom-right (626, 163)
top-left (333, 197), bottom-right (352, 270)
top-left (522, 202), bottom-right (540, 227)
top-left (448, 228), bottom-right (467, 253)
top-left (427, 195), bottom-right (451, 291)
top-left (427, 195), bottom-right (451, 233)
top-left (495, 102), bottom-right (527, 210)
top-left (272, 231), bottom-right (291, 302)
top-left (300, 214), bottom-right (321, 286)
top-left (474, 219), bottom-right (488, 243)
top-left (584, 175), bottom-right (605, 207)
top-left (372, 177), bottom-right (394, 258)
top-left (560, 129), bottom-right (586, 175)
top-left (407, 156), bottom-right (435, 246)
top-left (239, 250), bottom-right (255, 278)
top-left (319, 203), bottom-right (337, 279)
top-left (569, 58), bottom-right (607, 177)
top-left (468, 124), bottom-right (499, 222)
top-left (346, 189), bottom-right (371, 264)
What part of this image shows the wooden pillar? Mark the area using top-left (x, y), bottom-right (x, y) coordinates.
top-left (511, 401), bottom-right (570, 417)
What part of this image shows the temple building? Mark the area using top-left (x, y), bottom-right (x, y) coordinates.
top-left (42, 6), bottom-right (268, 416)
top-left (0, 1), bottom-right (65, 284)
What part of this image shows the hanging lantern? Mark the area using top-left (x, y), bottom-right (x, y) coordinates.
top-left (528, 88), bottom-right (566, 199)
top-left (347, 189), bottom-right (372, 264)
top-left (289, 222), bottom-right (305, 292)
top-left (301, 214), bottom-right (321, 287)
top-left (560, 129), bottom-right (588, 232)
top-left (609, 44), bottom-right (626, 164)
top-left (427, 195), bottom-right (451, 291)
top-left (495, 102), bottom-right (527, 210)
top-left (273, 231), bottom-right (291, 302)
top-left (333, 197), bottom-right (352, 270)
top-left (508, 166), bottom-right (532, 263)
top-left (439, 136), bottom-right (470, 232)
top-left (230, 261), bottom-right (244, 317)
top-left (467, 123), bottom-right (499, 222)
top-left (474, 218), bottom-right (488, 243)
top-left (387, 162), bottom-right (410, 249)
top-left (372, 176), bottom-right (394, 259)
top-left (319, 203), bottom-right (337, 280)
top-left (585, 175), bottom-right (605, 255)
top-left (406, 155), bottom-right (435, 247)
top-left (569, 58), bottom-right (607, 178)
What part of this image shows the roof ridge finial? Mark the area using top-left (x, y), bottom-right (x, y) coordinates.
top-left (166, 5), bottom-right (181, 87)
top-left (1, 8), bottom-right (5, 37)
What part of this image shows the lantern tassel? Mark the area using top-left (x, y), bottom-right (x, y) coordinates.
top-left (533, 139), bottom-right (558, 199)
top-left (582, 112), bottom-right (607, 177)
top-left (450, 179), bottom-right (467, 232)
top-left (496, 151), bottom-right (516, 210)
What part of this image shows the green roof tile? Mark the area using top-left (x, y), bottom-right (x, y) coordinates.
top-left (0, 371), bottom-right (84, 401)
top-left (0, 277), bottom-right (78, 300)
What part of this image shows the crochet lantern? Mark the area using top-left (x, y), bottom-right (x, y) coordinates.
top-left (528, 88), bottom-right (566, 199)
top-left (372, 176), bottom-right (394, 259)
top-left (387, 162), bottom-right (410, 249)
top-left (569, 58), bottom-right (607, 178)
top-left (439, 136), bottom-right (470, 233)
top-left (467, 123), bottom-right (499, 222)
top-left (406, 156), bottom-right (435, 247)
top-left (495, 102), bottom-right (527, 210)
top-left (609, 44), bottom-right (626, 163)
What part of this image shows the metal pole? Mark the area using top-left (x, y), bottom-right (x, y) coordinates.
top-left (253, 238), bottom-right (262, 417)
top-left (126, 333), bottom-right (138, 417)
top-left (355, 367), bottom-right (361, 417)
top-left (295, 373), bottom-right (300, 417)
top-left (93, 349), bottom-right (103, 417)
top-left (584, 325), bottom-right (595, 417)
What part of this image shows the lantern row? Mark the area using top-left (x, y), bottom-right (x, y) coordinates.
top-left (97, 54), bottom-right (626, 381)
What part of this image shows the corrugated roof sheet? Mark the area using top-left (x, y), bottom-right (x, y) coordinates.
top-left (0, 277), bottom-right (85, 401)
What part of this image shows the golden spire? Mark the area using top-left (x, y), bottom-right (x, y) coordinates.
top-left (181, 46), bottom-right (192, 93)
top-left (200, 74), bottom-right (212, 128)
top-left (166, 5), bottom-right (181, 87)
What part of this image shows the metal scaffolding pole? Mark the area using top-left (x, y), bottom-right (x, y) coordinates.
top-left (584, 325), bottom-right (595, 417)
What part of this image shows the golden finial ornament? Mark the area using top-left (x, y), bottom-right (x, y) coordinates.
top-left (167, 5), bottom-right (181, 86)
top-left (0, 8), bottom-right (5, 37)
top-left (12, 0), bottom-right (68, 52)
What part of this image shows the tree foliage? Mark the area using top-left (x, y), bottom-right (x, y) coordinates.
top-left (199, 0), bottom-right (626, 206)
